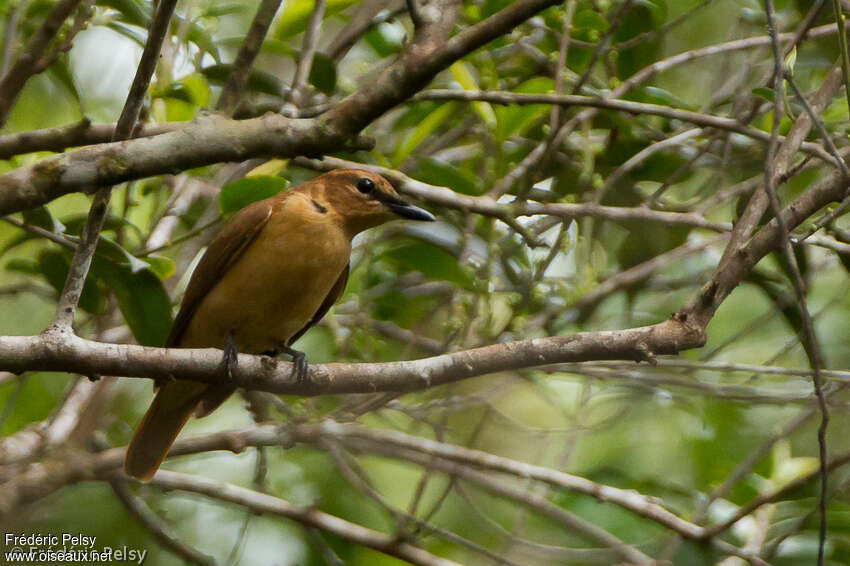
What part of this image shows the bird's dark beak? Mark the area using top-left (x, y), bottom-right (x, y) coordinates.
top-left (387, 201), bottom-right (436, 221)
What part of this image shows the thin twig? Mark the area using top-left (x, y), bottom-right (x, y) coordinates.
top-left (306, 421), bottom-right (705, 540)
top-left (763, 5), bottom-right (828, 564)
top-left (412, 90), bottom-right (837, 163)
top-left (293, 155), bottom-right (732, 231)
top-left (110, 479), bottom-right (218, 566)
top-left (783, 71), bottom-right (849, 179)
top-left (341, 439), bottom-right (655, 564)
top-left (831, 0), bottom-right (850, 116)
top-left (217, 0), bottom-right (284, 115)
top-left (51, 0), bottom-right (179, 330)
top-left (0, 4), bottom-right (21, 78)
top-left (148, 470), bottom-right (463, 566)
top-left (0, 0), bottom-right (83, 127)
top-left (289, 0), bottom-right (327, 106)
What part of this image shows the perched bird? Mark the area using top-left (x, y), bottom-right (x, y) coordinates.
top-left (124, 169), bottom-right (435, 480)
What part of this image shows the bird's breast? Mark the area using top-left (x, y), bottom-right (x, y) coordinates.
top-left (179, 205), bottom-right (350, 353)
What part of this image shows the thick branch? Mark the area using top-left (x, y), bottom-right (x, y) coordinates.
top-left (0, 115), bottom-right (351, 216)
top-left (323, 0), bottom-right (560, 134)
top-left (6, 19), bottom-right (848, 163)
top-left (0, 0), bottom-right (560, 217)
top-left (682, 167), bottom-right (848, 327)
top-left (0, 318), bottom-right (703, 395)
top-left (0, 120), bottom-right (180, 160)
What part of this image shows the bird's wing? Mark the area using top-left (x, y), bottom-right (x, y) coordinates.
top-left (287, 263), bottom-right (349, 345)
top-left (166, 198), bottom-right (275, 347)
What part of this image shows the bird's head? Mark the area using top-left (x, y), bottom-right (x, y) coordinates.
top-left (308, 169), bottom-right (435, 235)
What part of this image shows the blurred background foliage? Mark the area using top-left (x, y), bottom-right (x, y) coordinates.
top-left (1, 0), bottom-right (850, 564)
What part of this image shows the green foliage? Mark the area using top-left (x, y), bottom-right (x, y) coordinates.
top-left (393, 102), bottom-right (459, 166)
top-left (379, 240), bottom-right (475, 290)
top-left (200, 64), bottom-right (284, 97)
top-left (37, 249), bottom-right (107, 314)
top-left (218, 175), bottom-right (289, 214)
top-left (273, 0), bottom-right (359, 40)
top-left (93, 255), bottom-right (172, 346)
top-left (363, 25), bottom-right (402, 58)
top-left (306, 52), bottom-right (335, 96)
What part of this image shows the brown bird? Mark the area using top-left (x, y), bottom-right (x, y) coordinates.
top-left (124, 169), bottom-right (434, 480)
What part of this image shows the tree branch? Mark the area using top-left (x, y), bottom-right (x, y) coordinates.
top-left (0, 317), bottom-right (703, 395)
top-left (297, 421), bottom-right (706, 540)
top-left (293, 156), bottom-right (732, 231)
top-left (289, 0), bottom-right (327, 105)
top-left (147, 470), bottom-right (463, 566)
top-left (110, 479), bottom-right (218, 566)
top-left (51, 0), bottom-right (179, 330)
top-left (412, 90), bottom-right (836, 163)
top-left (0, 0), bottom-right (561, 217)
top-left (217, 0), bottom-right (284, 115)
top-left (0, 119), bottom-right (181, 161)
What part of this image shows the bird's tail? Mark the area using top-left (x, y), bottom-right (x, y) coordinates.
top-left (124, 381), bottom-right (206, 481)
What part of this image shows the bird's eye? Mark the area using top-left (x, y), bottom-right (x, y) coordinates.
top-left (356, 178), bottom-right (375, 194)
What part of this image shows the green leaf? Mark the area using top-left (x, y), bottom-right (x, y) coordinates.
top-left (393, 102), bottom-right (441, 130)
top-left (784, 46), bottom-right (797, 76)
top-left (163, 97), bottom-right (195, 122)
top-left (379, 241), bottom-right (474, 289)
top-left (5, 258), bottom-right (41, 275)
top-left (274, 0), bottom-right (359, 40)
top-left (415, 158), bottom-right (481, 196)
top-left (633, 0), bottom-right (667, 23)
top-left (142, 255), bottom-right (176, 281)
top-left (89, 236), bottom-right (156, 275)
top-left (91, 258), bottom-right (172, 347)
top-left (260, 38), bottom-right (299, 59)
top-left (202, 2), bottom-right (247, 18)
top-left (574, 9), bottom-right (609, 32)
top-left (634, 86), bottom-right (678, 107)
top-left (37, 250), bottom-right (106, 315)
top-left (363, 25), bottom-right (401, 58)
top-left (201, 64), bottom-right (284, 97)
top-left (392, 102), bottom-right (458, 166)
top-left (184, 18), bottom-right (222, 63)
top-left (100, 0), bottom-right (150, 27)
top-left (153, 74), bottom-right (209, 107)
top-left (28, 240), bottom-right (173, 345)
top-left (219, 176), bottom-right (289, 214)
top-left (495, 77), bottom-right (553, 141)
top-left (22, 207), bottom-right (65, 233)
top-left (308, 53), bottom-right (337, 96)
top-left (47, 58), bottom-right (81, 106)
top-left (59, 214), bottom-right (133, 239)
top-left (105, 21), bottom-right (147, 47)
top-left (449, 62), bottom-right (497, 130)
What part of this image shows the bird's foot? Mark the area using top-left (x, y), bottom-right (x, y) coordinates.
top-left (274, 343), bottom-right (309, 385)
top-left (218, 334), bottom-right (238, 383)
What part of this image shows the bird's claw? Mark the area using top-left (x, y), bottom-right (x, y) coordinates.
top-left (275, 343), bottom-right (309, 385)
top-left (219, 334), bottom-right (238, 383)
top-left (292, 350), bottom-right (308, 385)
